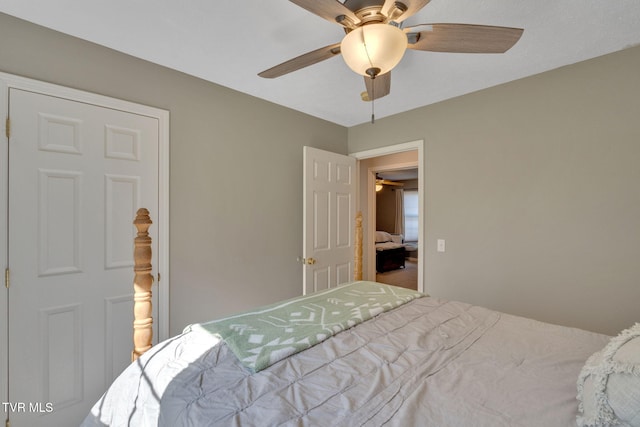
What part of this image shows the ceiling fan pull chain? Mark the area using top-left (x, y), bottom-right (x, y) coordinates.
top-left (371, 77), bottom-right (376, 124)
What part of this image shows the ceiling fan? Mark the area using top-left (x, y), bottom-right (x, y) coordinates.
top-left (376, 173), bottom-right (404, 191)
top-left (259, 0), bottom-right (524, 102)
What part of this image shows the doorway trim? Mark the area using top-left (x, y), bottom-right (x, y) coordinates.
top-left (350, 140), bottom-right (424, 293)
top-left (0, 72), bottom-right (170, 409)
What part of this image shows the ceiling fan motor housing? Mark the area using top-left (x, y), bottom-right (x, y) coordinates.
top-left (341, 0), bottom-right (408, 26)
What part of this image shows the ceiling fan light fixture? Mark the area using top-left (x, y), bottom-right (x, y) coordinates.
top-left (340, 24), bottom-right (407, 77)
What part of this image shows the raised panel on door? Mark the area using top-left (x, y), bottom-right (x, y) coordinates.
top-left (39, 304), bottom-right (83, 409)
top-left (7, 87), bottom-right (159, 427)
top-left (336, 263), bottom-right (352, 285)
top-left (336, 192), bottom-right (351, 248)
top-left (38, 169), bottom-right (83, 276)
top-left (104, 174), bottom-right (140, 269)
top-left (313, 267), bottom-right (331, 292)
top-left (103, 295), bottom-right (134, 383)
top-left (313, 190), bottom-right (330, 251)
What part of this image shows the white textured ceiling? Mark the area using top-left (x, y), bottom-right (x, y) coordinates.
top-left (1, 0), bottom-right (639, 127)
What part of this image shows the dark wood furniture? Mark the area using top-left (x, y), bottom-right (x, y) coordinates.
top-left (376, 246), bottom-right (406, 272)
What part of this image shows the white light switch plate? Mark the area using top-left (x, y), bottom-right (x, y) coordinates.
top-left (437, 239), bottom-right (446, 252)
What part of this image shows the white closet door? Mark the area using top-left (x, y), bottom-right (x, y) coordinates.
top-left (7, 88), bottom-right (159, 426)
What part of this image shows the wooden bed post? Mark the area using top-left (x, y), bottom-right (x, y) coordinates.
top-left (354, 211), bottom-right (363, 281)
top-left (132, 208), bottom-right (153, 361)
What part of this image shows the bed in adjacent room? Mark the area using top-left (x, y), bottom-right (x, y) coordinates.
top-left (81, 211), bottom-right (639, 427)
top-left (375, 231), bottom-right (406, 272)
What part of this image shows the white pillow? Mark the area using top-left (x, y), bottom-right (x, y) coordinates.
top-left (375, 231), bottom-right (392, 243)
top-left (577, 323), bottom-right (640, 427)
top-left (390, 234), bottom-right (404, 244)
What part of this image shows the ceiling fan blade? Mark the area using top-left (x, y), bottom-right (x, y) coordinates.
top-left (258, 43), bottom-right (341, 78)
top-left (362, 72), bottom-right (391, 101)
top-left (380, 0), bottom-right (400, 19)
top-left (289, 0), bottom-right (361, 28)
top-left (376, 179), bottom-right (404, 186)
top-left (385, 0), bottom-right (431, 23)
top-left (406, 23), bottom-right (524, 53)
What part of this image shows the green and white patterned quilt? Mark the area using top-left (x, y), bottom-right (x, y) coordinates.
top-left (185, 281), bottom-right (424, 372)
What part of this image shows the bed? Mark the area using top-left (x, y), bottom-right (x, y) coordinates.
top-left (375, 231), bottom-right (406, 272)
top-left (81, 210), bottom-right (640, 427)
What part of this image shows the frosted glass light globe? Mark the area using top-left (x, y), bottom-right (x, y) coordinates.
top-left (341, 24), bottom-right (408, 78)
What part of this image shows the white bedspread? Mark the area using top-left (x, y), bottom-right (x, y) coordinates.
top-left (82, 297), bottom-right (609, 427)
top-left (375, 241), bottom-right (405, 251)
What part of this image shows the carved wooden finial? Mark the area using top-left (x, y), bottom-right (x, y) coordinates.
top-left (354, 211), bottom-right (363, 281)
top-left (132, 208), bottom-right (153, 361)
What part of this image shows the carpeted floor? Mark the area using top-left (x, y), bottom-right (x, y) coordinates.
top-left (376, 260), bottom-right (417, 290)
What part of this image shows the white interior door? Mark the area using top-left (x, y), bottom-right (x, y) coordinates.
top-left (303, 146), bottom-right (356, 294)
top-left (7, 88), bottom-right (159, 426)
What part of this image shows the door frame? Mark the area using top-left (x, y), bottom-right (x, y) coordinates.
top-left (0, 72), bottom-right (170, 410)
top-left (349, 140), bottom-right (424, 293)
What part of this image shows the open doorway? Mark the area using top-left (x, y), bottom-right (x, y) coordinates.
top-left (350, 140), bottom-right (424, 293)
top-left (374, 168), bottom-right (419, 290)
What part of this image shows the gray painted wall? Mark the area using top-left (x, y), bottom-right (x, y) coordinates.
top-left (349, 46), bottom-right (640, 335)
top-left (0, 13), bottom-right (348, 336)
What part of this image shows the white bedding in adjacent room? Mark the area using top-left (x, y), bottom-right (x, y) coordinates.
top-left (375, 241), bottom-right (405, 251)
